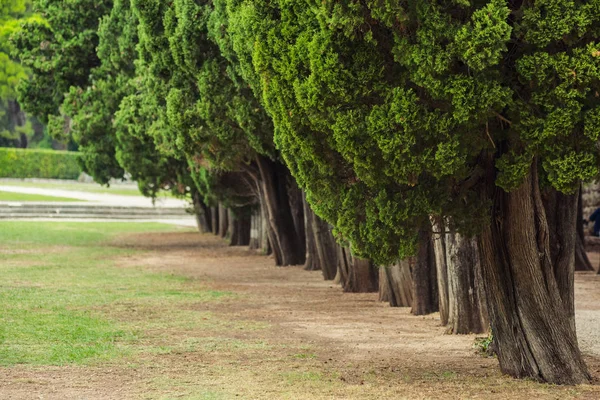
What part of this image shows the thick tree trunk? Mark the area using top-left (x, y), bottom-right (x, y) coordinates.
top-left (256, 156), bottom-right (304, 266)
top-left (335, 245), bottom-right (378, 293)
top-left (218, 203), bottom-right (228, 238)
top-left (312, 211), bottom-right (338, 280)
top-left (575, 187), bottom-right (594, 271)
top-left (411, 229), bottom-right (439, 315)
top-left (211, 206), bottom-right (219, 235)
top-left (445, 233), bottom-right (488, 334)
top-left (192, 191), bottom-right (211, 233)
top-left (303, 195), bottom-right (320, 271)
top-left (379, 261), bottom-right (413, 307)
top-left (478, 163), bottom-right (589, 384)
top-left (431, 219), bottom-right (449, 325)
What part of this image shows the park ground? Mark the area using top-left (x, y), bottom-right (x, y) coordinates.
top-left (1, 221), bottom-right (600, 399)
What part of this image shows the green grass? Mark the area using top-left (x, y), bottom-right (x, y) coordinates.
top-left (0, 190), bottom-right (82, 202)
top-left (0, 221), bottom-right (232, 366)
top-left (0, 180), bottom-right (174, 197)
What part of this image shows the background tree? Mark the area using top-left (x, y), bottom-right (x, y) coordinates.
top-left (0, 0), bottom-right (45, 148)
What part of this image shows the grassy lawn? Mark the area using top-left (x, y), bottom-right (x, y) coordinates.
top-left (0, 180), bottom-right (174, 198)
top-left (0, 222), bottom-right (229, 366)
top-left (0, 190), bottom-right (83, 202)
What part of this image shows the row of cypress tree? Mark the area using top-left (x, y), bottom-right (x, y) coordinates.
top-left (12, 0), bottom-right (600, 385)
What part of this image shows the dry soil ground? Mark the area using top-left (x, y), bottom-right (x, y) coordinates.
top-left (2, 231), bottom-right (600, 399)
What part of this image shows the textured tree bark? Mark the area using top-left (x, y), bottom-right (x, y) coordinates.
top-left (256, 156), bottom-right (305, 266)
top-left (335, 244), bottom-right (378, 293)
top-left (192, 190), bottom-right (211, 234)
top-left (411, 229), bottom-right (439, 315)
top-left (379, 262), bottom-right (413, 307)
top-left (259, 197), bottom-right (272, 255)
top-left (445, 233), bottom-right (488, 334)
top-left (431, 219), bottom-right (449, 324)
top-left (312, 212), bottom-right (338, 280)
top-left (478, 163), bottom-right (590, 384)
top-left (303, 195), bottom-right (320, 271)
top-left (575, 187), bottom-right (594, 271)
top-left (218, 203), bottom-right (228, 238)
top-left (211, 206), bottom-right (219, 235)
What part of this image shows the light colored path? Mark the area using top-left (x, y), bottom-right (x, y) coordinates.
top-left (0, 185), bottom-right (187, 208)
top-left (2, 217), bottom-right (198, 227)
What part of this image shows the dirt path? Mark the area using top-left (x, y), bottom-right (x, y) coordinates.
top-left (2, 231), bottom-right (600, 399)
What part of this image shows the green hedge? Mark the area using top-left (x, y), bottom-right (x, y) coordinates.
top-left (0, 148), bottom-right (82, 179)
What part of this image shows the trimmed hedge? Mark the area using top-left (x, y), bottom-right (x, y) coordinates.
top-left (0, 148), bottom-right (82, 179)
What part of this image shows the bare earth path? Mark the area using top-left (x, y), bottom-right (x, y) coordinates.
top-left (2, 231), bottom-right (600, 399)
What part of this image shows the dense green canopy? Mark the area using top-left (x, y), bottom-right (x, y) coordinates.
top-left (222, 0), bottom-right (600, 264)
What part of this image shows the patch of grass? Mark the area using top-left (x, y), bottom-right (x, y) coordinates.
top-left (0, 221), bottom-right (232, 366)
top-left (474, 332), bottom-right (495, 357)
top-left (0, 190), bottom-right (82, 202)
top-left (293, 352), bottom-right (317, 359)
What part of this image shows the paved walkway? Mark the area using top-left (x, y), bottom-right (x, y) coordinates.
top-left (0, 185), bottom-right (188, 208)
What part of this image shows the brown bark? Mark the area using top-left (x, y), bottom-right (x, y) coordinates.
top-left (229, 207), bottom-right (251, 246)
top-left (379, 262), bottom-right (413, 307)
top-left (478, 162), bottom-right (589, 384)
top-left (210, 206), bottom-right (218, 235)
top-left (411, 229), bottom-right (439, 315)
top-left (444, 233), bottom-right (488, 334)
top-left (312, 212), bottom-right (338, 280)
top-left (575, 187), bottom-right (594, 271)
top-left (227, 209), bottom-right (235, 241)
top-left (218, 203), bottom-right (228, 238)
top-left (303, 195), bottom-right (320, 271)
top-left (191, 191), bottom-right (211, 234)
top-left (256, 156), bottom-right (304, 266)
top-left (431, 219), bottom-right (449, 325)
top-left (336, 245), bottom-right (378, 292)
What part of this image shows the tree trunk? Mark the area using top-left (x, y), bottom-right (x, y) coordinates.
top-left (303, 195), bottom-right (320, 271)
top-left (379, 262), bottom-right (413, 307)
top-left (445, 233), bottom-right (488, 334)
top-left (411, 229), bottom-right (439, 315)
top-left (192, 191), bottom-right (211, 233)
top-left (229, 207), bottom-right (251, 246)
top-left (249, 207), bottom-right (260, 250)
top-left (227, 209), bottom-right (235, 241)
top-left (575, 187), bottom-right (594, 271)
top-left (288, 183), bottom-right (306, 264)
top-left (211, 206), bottom-right (219, 235)
top-left (259, 197), bottom-right (272, 255)
top-left (431, 219), bottom-right (449, 325)
top-left (218, 203), bottom-right (228, 238)
top-left (478, 163), bottom-right (590, 384)
top-left (312, 211), bottom-right (338, 280)
top-left (335, 244), bottom-right (378, 293)
top-left (256, 156), bottom-right (304, 266)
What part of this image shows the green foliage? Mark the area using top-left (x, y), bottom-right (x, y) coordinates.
top-left (222, 0), bottom-right (600, 264)
top-left (0, 147), bottom-right (81, 179)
